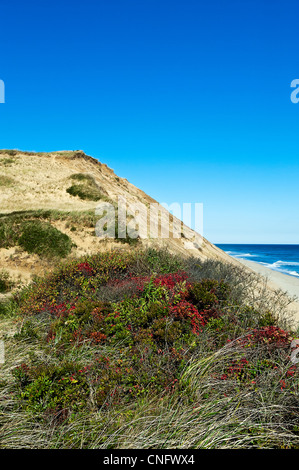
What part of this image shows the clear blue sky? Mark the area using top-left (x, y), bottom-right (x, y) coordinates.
top-left (0, 0), bottom-right (298, 244)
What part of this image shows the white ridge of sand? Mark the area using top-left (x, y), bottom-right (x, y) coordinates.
top-left (237, 258), bottom-right (299, 327)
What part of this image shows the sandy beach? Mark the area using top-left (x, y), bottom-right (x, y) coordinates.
top-left (237, 258), bottom-right (299, 327)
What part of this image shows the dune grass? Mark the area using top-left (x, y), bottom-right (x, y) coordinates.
top-left (66, 174), bottom-right (108, 202)
top-left (0, 175), bottom-right (14, 186)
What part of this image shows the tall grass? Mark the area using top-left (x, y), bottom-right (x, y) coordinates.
top-left (0, 339), bottom-right (297, 449)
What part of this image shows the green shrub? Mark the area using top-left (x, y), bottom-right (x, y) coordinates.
top-left (18, 220), bottom-right (72, 258)
top-left (1, 158), bottom-right (16, 166)
top-left (187, 279), bottom-right (229, 310)
top-left (0, 221), bottom-right (17, 248)
top-left (66, 174), bottom-right (106, 201)
top-left (13, 361), bottom-right (90, 413)
top-left (114, 223), bottom-right (140, 246)
top-left (0, 298), bottom-right (17, 317)
top-left (0, 270), bottom-right (14, 293)
top-left (132, 248), bottom-right (183, 275)
top-left (258, 310), bottom-right (279, 327)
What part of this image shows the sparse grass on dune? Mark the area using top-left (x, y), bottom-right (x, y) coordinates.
top-left (66, 174), bottom-right (109, 202)
top-left (0, 175), bottom-right (14, 186)
top-left (0, 149), bottom-right (20, 157)
top-left (0, 248), bottom-right (298, 449)
top-left (0, 209), bottom-right (98, 227)
top-left (0, 149), bottom-right (85, 158)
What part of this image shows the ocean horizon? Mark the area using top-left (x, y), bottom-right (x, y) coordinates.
top-left (216, 244), bottom-right (299, 279)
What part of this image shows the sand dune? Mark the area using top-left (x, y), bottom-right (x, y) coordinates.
top-left (0, 149), bottom-right (236, 285)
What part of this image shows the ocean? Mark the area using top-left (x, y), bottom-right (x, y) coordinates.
top-left (216, 244), bottom-right (299, 278)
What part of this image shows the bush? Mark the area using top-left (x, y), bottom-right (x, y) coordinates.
top-left (186, 279), bottom-right (230, 311)
top-left (66, 174), bottom-right (106, 201)
top-left (0, 270), bottom-right (14, 293)
top-left (18, 220), bottom-right (72, 258)
top-left (0, 298), bottom-right (17, 317)
top-left (0, 211), bottom-right (87, 258)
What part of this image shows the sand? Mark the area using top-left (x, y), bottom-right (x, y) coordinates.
top-left (237, 258), bottom-right (299, 326)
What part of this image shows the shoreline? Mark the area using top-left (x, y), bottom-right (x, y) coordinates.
top-left (236, 258), bottom-right (299, 326)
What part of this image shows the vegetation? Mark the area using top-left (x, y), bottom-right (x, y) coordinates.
top-left (0, 149), bottom-right (87, 158)
top-left (66, 174), bottom-right (107, 201)
top-left (0, 213), bottom-right (73, 259)
top-left (0, 209), bottom-right (99, 227)
top-left (0, 209), bottom-right (140, 262)
top-left (18, 221), bottom-right (72, 258)
top-left (0, 270), bottom-right (15, 293)
top-left (0, 248), bottom-right (298, 449)
top-left (0, 149), bottom-right (19, 156)
top-left (0, 157), bottom-right (16, 166)
top-left (0, 175), bottom-right (14, 186)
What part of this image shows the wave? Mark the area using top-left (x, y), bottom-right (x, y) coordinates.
top-left (223, 246), bottom-right (299, 278)
top-left (258, 261), bottom-right (299, 277)
top-left (288, 271), bottom-right (299, 277)
top-left (227, 252), bottom-right (256, 258)
top-left (274, 268), bottom-right (299, 277)
top-left (272, 260), bottom-right (299, 267)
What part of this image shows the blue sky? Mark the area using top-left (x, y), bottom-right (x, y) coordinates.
top-left (0, 0), bottom-right (298, 244)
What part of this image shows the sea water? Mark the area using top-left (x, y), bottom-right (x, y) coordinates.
top-left (216, 244), bottom-right (299, 278)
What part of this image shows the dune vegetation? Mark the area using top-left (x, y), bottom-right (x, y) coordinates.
top-left (0, 247), bottom-right (298, 449)
top-left (66, 174), bottom-right (108, 202)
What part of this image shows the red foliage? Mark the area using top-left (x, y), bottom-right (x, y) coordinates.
top-left (77, 262), bottom-right (95, 276)
top-left (43, 302), bottom-right (76, 318)
top-left (88, 331), bottom-right (107, 344)
top-left (71, 328), bottom-right (84, 344)
top-left (153, 272), bottom-right (190, 289)
top-left (169, 300), bottom-right (205, 334)
top-left (106, 271), bottom-right (190, 296)
top-left (199, 307), bottom-right (220, 325)
top-left (91, 307), bottom-right (104, 323)
top-left (238, 326), bottom-right (292, 349)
